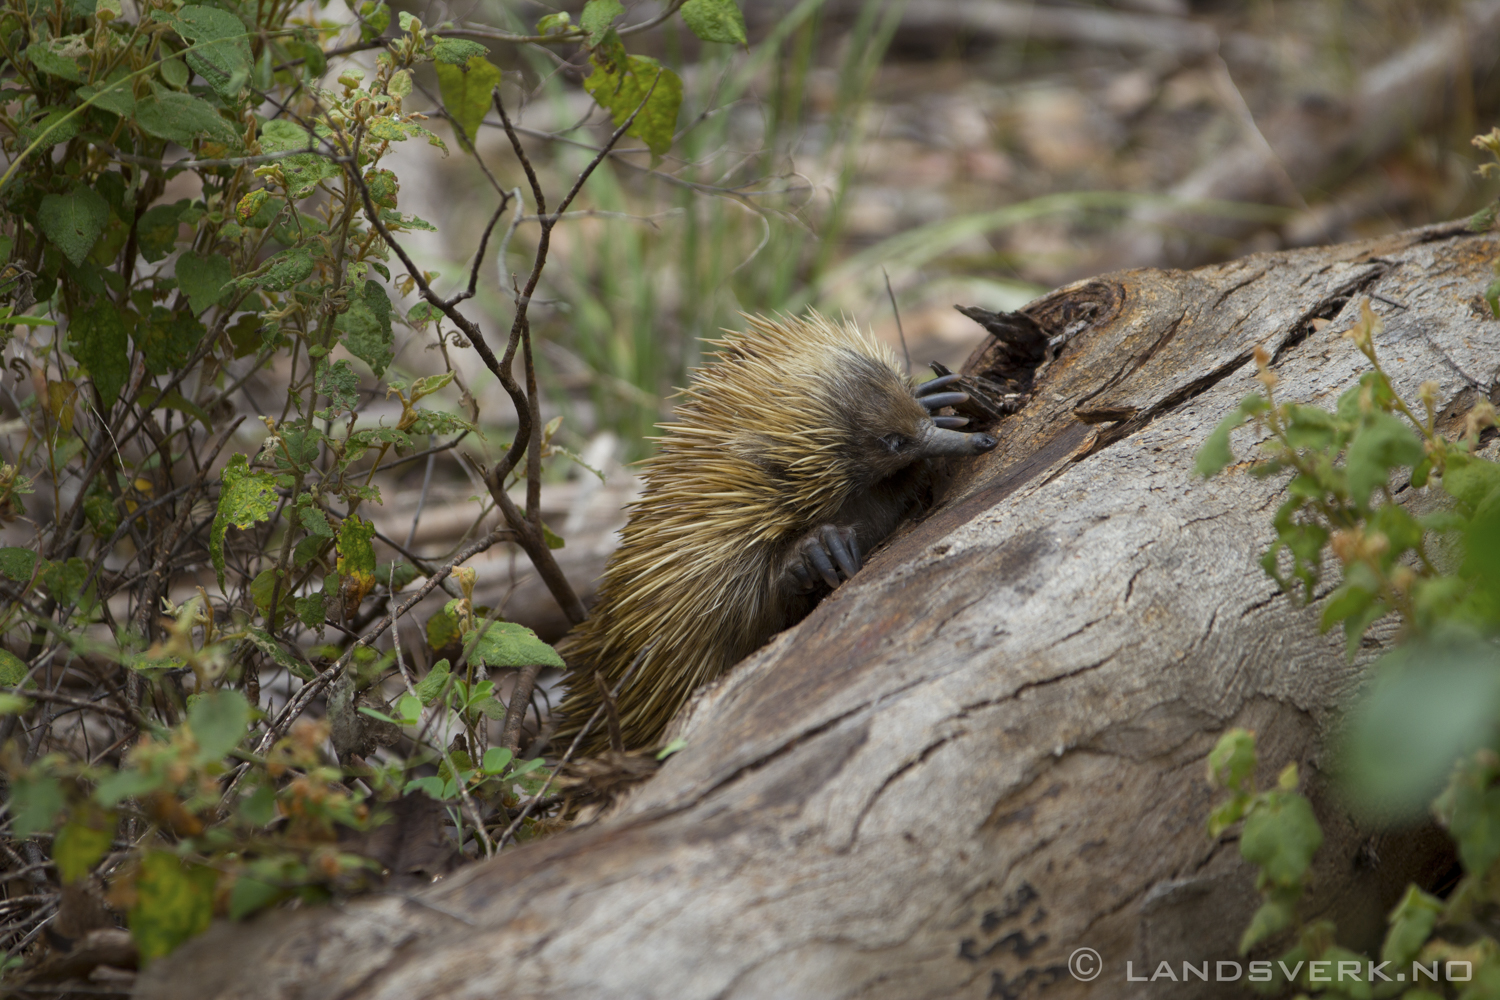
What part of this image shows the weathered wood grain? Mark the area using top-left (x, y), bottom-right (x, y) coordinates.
top-left (138, 222), bottom-right (1498, 1000)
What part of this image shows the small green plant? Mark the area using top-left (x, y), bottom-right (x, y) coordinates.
top-left (0, 0), bottom-right (782, 976)
top-left (1199, 296), bottom-right (1500, 995)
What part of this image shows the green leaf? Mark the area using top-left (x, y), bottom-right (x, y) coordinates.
top-left (19, 108), bottom-right (81, 149)
top-left (1195, 392), bottom-right (1264, 478)
top-left (580, 0), bottom-right (624, 45)
top-left (247, 247), bottom-right (314, 293)
top-left (358, 0), bottom-right (389, 41)
top-left (1238, 897), bottom-right (1293, 955)
top-left (432, 37), bottom-right (487, 64)
top-left (396, 693), bottom-right (421, 726)
top-left (656, 737), bottom-right (687, 759)
top-left (0, 693), bottom-right (30, 715)
top-left (239, 782), bottom-right (276, 826)
top-left (0, 546), bottom-right (37, 582)
top-left (465, 621), bottom-right (565, 669)
top-left (335, 280), bottom-right (393, 377)
top-left (1240, 790), bottom-right (1323, 889)
top-left (135, 91), bottom-right (241, 148)
top-left (294, 591), bottom-right (326, 628)
top-left (299, 504), bottom-right (334, 538)
top-left (228, 876), bottom-right (282, 920)
top-left (11, 774), bottom-right (64, 838)
top-left (175, 251), bottom-right (232, 316)
top-left (582, 49), bottom-right (683, 158)
top-left (258, 120), bottom-right (339, 197)
top-left (314, 359), bottom-right (359, 416)
top-left (136, 200), bottom-right (190, 263)
top-left (481, 746), bottom-right (513, 775)
top-left (336, 515), bottom-right (377, 611)
top-left (129, 851), bottom-right (217, 962)
top-left (93, 768), bottom-right (162, 807)
top-left (210, 454), bottom-right (279, 591)
top-left (187, 689), bottom-right (249, 764)
top-left (426, 606), bottom-right (462, 651)
top-left (24, 38), bottom-right (85, 81)
top-left (1346, 412), bottom-right (1424, 507)
top-left (1207, 727), bottom-right (1256, 793)
top-left (243, 626), bottom-right (315, 680)
top-left (0, 648), bottom-right (28, 687)
top-left (39, 187), bottom-right (109, 267)
top-left (435, 54), bottom-right (501, 149)
top-left (415, 658), bottom-right (450, 706)
top-left (68, 303), bottom-right (129, 412)
top-left (1343, 636), bottom-right (1500, 821)
top-left (408, 371), bottom-right (454, 403)
top-left (1382, 884), bottom-right (1442, 968)
top-left (77, 75), bottom-right (137, 118)
top-left (54, 812), bottom-right (115, 883)
top-left (680, 0), bottom-right (746, 45)
top-left (249, 567), bottom-right (287, 613)
top-left (154, 5), bottom-right (252, 98)
top-left (139, 307), bottom-right (206, 375)
top-left (40, 556), bottom-right (88, 607)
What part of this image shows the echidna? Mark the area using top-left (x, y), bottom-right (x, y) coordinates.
top-left (554, 313), bottom-right (997, 753)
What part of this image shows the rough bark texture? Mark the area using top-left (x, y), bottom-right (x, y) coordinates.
top-left (138, 222), bottom-right (1500, 1000)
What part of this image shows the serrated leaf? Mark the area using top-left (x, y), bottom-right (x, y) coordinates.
top-left (435, 54), bottom-right (501, 149)
top-left (39, 187), bottom-right (108, 267)
top-left (69, 302), bottom-right (129, 411)
top-left (77, 75), bottom-right (137, 118)
top-left (187, 688), bottom-right (249, 763)
top-left (335, 280), bottom-right (393, 377)
top-left (135, 91), bottom-right (240, 148)
top-left (210, 454), bottom-right (278, 591)
top-left (154, 5), bottom-right (252, 98)
top-left (583, 48), bottom-right (682, 157)
top-left (680, 0), bottom-right (745, 45)
top-left (465, 620), bottom-right (565, 668)
top-left (129, 851), bottom-right (217, 961)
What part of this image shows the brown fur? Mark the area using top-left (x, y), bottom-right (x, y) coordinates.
top-left (554, 313), bottom-right (988, 753)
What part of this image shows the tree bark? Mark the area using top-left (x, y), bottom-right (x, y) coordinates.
top-left (138, 221), bottom-right (1499, 1000)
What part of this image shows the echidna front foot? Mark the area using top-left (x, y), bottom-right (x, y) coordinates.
top-left (781, 524), bottom-right (862, 593)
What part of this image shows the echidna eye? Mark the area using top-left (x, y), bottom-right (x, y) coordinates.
top-left (881, 433), bottom-right (908, 453)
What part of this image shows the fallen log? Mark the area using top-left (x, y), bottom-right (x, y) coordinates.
top-left (138, 221), bottom-right (1498, 1000)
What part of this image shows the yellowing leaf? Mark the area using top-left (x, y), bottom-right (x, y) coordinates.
top-left (210, 454), bottom-right (278, 591)
top-left (435, 54), bottom-right (500, 150)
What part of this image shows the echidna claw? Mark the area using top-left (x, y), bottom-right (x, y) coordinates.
top-left (915, 373), bottom-right (963, 397)
top-left (782, 524), bottom-right (862, 593)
